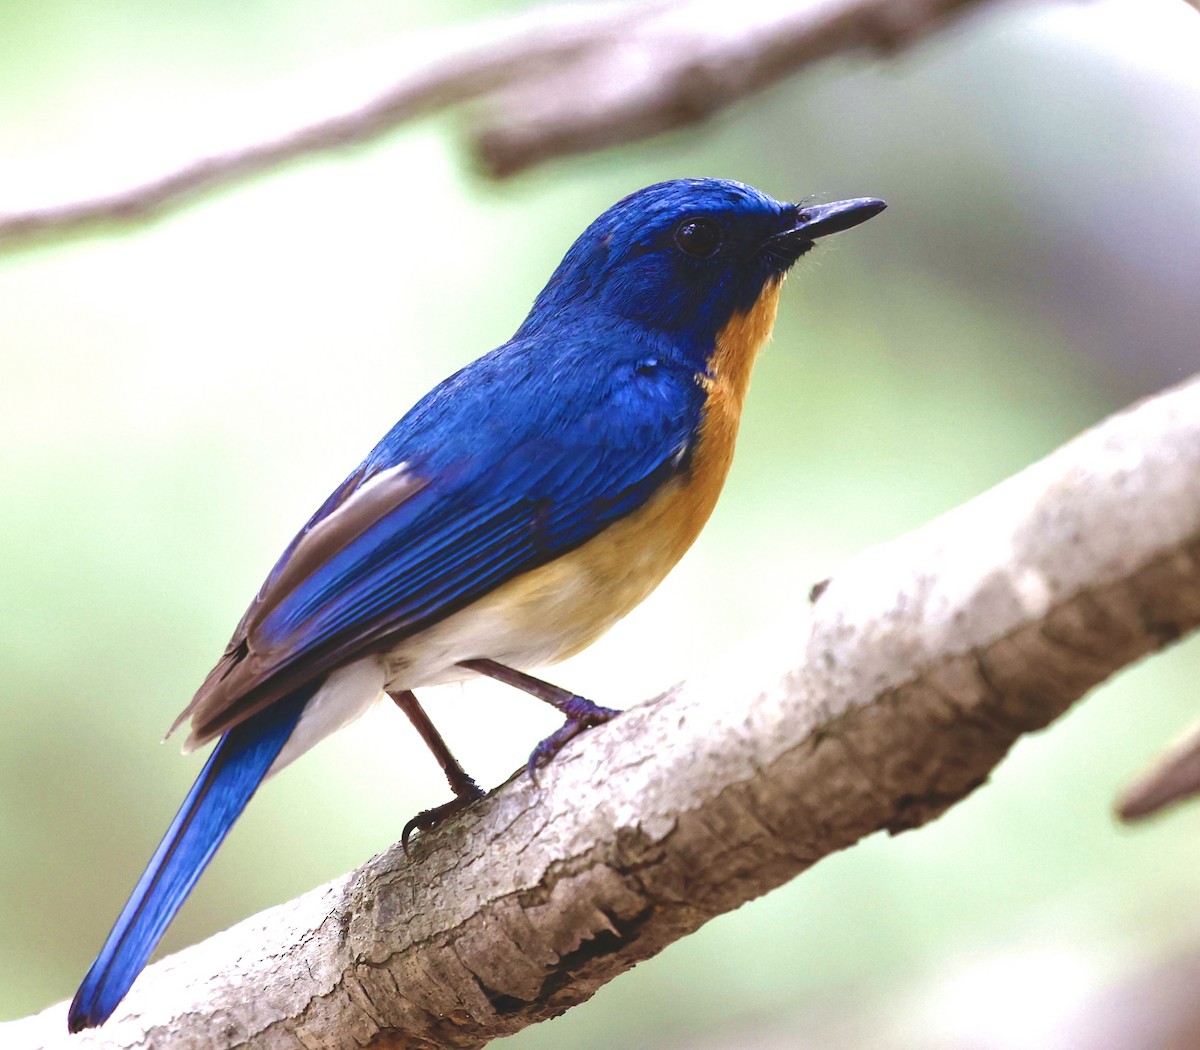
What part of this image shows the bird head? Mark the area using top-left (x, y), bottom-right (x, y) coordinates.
top-left (518, 178), bottom-right (885, 352)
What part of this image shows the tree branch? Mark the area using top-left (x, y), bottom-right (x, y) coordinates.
top-left (0, 0), bottom-right (1001, 247)
top-left (7, 375), bottom-right (1200, 1047)
top-left (1116, 713), bottom-right (1200, 819)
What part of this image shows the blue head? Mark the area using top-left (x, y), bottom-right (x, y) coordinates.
top-left (517, 178), bottom-right (885, 353)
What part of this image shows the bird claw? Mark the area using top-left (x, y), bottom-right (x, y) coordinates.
top-left (401, 779), bottom-right (485, 855)
top-left (526, 699), bottom-right (621, 783)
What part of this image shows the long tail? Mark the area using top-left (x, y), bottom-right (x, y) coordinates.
top-left (67, 683), bottom-right (316, 1032)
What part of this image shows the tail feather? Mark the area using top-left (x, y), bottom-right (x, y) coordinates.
top-left (67, 684), bottom-right (315, 1033)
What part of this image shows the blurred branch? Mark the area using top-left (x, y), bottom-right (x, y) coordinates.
top-left (7, 376), bottom-right (1200, 1047)
top-left (1116, 714), bottom-right (1200, 819)
top-left (0, 0), bottom-right (1001, 248)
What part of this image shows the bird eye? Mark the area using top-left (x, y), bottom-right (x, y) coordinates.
top-left (673, 217), bottom-right (721, 259)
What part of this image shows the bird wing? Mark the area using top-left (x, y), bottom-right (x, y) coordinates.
top-left (178, 348), bottom-right (702, 746)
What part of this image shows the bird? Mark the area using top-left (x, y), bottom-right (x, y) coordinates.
top-left (67, 178), bottom-right (884, 1032)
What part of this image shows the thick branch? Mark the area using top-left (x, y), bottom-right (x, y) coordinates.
top-left (0, 0), bottom-right (1000, 246)
top-left (6, 376), bottom-right (1200, 1048)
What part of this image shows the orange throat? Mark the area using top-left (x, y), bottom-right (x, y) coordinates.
top-left (694, 275), bottom-right (784, 479)
top-left (706, 275), bottom-right (784, 408)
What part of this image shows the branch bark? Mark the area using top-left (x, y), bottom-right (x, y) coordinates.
top-left (0, 0), bottom-right (1002, 247)
top-left (6, 375), bottom-right (1200, 1048)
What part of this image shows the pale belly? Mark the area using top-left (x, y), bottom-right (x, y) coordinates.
top-left (380, 470), bottom-right (718, 691)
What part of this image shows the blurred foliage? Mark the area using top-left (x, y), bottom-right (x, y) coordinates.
top-left (2, 0), bottom-right (1199, 1046)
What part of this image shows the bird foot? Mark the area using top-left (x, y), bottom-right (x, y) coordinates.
top-left (401, 778), bottom-right (485, 855)
top-left (527, 696), bottom-right (620, 779)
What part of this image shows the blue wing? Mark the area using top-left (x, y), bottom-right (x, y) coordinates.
top-left (181, 331), bottom-right (706, 743)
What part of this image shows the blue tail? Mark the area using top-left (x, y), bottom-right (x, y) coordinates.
top-left (67, 684), bottom-right (315, 1032)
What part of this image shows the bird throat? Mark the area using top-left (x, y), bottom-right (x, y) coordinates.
top-left (673, 274), bottom-right (785, 544)
top-left (703, 275), bottom-right (784, 409)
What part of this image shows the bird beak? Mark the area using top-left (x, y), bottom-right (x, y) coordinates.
top-left (791, 197), bottom-right (887, 239)
top-left (766, 197), bottom-right (887, 256)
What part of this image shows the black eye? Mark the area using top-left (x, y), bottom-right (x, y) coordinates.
top-left (673, 217), bottom-right (721, 259)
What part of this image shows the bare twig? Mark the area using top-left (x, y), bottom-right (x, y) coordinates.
top-left (1116, 715), bottom-right (1200, 819)
top-left (0, 0), bottom-right (1001, 247)
top-left (5, 375), bottom-right (1199, 1049)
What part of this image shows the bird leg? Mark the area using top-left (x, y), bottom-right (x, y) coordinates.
top-left (458, 658), bottom-right (620, 776)
top-left (388, 689), bottom-right (484, 852)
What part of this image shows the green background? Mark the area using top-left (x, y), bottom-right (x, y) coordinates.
top-left (3, 0), bottom-right (1200, 1045)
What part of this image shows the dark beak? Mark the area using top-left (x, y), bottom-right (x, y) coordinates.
top-left (765, 197), bottom-right (886, 261)
top-left (790, 197), bottom-right (886, 239)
